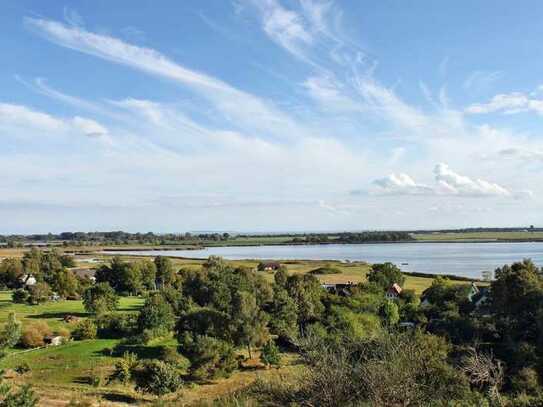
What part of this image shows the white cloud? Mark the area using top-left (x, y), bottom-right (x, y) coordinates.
top-left (498, 147), bottom-right (543, 162)
top-left (0, 103), bottom-right (64, 131)
top-left (303, 74), bottom-right (363, 111)
top-left (0, 103), bottom-right (107, 138)
top-left (433, 163), bottom-right (510, 197)
top-left (463, 70), bottom-right (503, 91)
top-left (466, 90), bottom-right (543, 115)
top-left (25, 17), bottom-right (306, 141)
top-left (248, 0), bottom-right (313, 59)
top-left (372, 173), bottom-right (432, 195)
top-left (370, 164), bottom-right (512, 198)
top-left (72, 116), bottom-right (108, 137)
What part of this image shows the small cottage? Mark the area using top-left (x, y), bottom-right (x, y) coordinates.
top-left (385, 283), bottom-right (402, 300)
top-left (19, 274), bottom-right (36, 287)
top-left (45, 335), bottom-right (65, 346)
top-left (257, 262), bottom-right (281, 272)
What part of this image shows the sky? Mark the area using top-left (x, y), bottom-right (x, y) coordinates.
top-left (1, 0), bottom-right (543, 233)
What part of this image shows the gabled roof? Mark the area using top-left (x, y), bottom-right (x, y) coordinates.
top-left (387, 283), bottom-right (402, 295)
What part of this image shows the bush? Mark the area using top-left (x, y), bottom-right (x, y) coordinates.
top-left (309, 267), bottom-right (341, 275)
top-left (158, 346), bottom-right (190, 372)
top-left (134, 360), bottom-right (183, 395)
top-left (14, 362), bottom-right (31, 374)
top-left (72, 319), bottom-right (97, 340)
top-left (26, 282), bottom-right (52, 305)
top-left (182, 335), bottom-right (237, 380)
top-left (56, 327), bottom-right (71, 340)
top-left (12, 289), bottom-right (29, 304)
top-left (108, 352), bottom-right (138, 386)
top-left (96, 313), bottom-right (137, 339)
top-left (20, 321), bottom-right (52, 348)
top-left (260, 340), bottom-right (281, 367)
top-left (511, 367), bottom-right (541, 396)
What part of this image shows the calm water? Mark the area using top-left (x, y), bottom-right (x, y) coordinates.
top-left (106, 242), bottom-right (543, 279)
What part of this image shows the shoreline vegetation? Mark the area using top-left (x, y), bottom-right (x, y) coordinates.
top-left (2, 228), bottom-right (543, 253)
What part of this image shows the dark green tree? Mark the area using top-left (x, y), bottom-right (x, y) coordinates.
top-left (367, 262), bottom-right (405, 290)
top-left (154, 256), bottom-right (176, 288)
top-left (83, 282), bottom-right (119, 315)
top-left (137, 293), bottom-right (175, 339)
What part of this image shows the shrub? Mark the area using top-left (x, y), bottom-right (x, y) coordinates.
top-left (56, 327), bottom-right (71, 340)
top-left (14, 362), bottom-right (31, 375)
top-left (182, 335), bottom-right (237, 380)
top-left (96, 313), bottom-right (137, 339)
top-left (0, 312), bottom-right (22, 353)
top-left (158, 346), bottom-right (190, 372)
top-left (260, 340), bottom-right (281, 367)
top-left (309, 267), bottom-right (341, 275)
top-left (0, 383), bottom-right (39, 406)
top-left (12, 289), bottom-right (29, 304)
top-left (72, 319), bottom-right (97, 340)
top-left (20, 321), bottom-right (52, 348)
top-left (134, 360), bottom-right (183, 395)
top-left (511, 367), bottom-right (540, 396)
top-left (108, 352), bottom-right (138, 386)
top-left (26, 282), bottom-right (52, 305)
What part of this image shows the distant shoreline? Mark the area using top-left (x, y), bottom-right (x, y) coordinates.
top-left (97, 238), bottom-right (543, 253)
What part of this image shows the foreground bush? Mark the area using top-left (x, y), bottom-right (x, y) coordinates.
top-left (72, 319), bottom-right (97, 340)
top-left (252, 331), bottom-right (481, 407)
top-left (158, 346), bottom-right (190, 373)
top-left (181, 334), bottom-right (237, 380)
top-left (134, 360), bottom-right (182, 395)
top-left (260, 340), bottom-right (281, 367)
top-left (11, 289), bottom-right (29, 304)
top-left (20, 321), bottom-right (52, 348)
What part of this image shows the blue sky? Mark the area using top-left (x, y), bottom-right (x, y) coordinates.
top-left (1, 0), bottom-right (543, 233)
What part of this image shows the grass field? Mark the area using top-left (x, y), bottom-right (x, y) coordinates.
top-left (414, 231), bottom-right (543, 241)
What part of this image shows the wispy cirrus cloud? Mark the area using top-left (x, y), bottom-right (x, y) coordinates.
top-left (24, 17), bottom-right (307, 141)
top-left (463, 70), bottom-right (503, 92)
top-left (246, 0), bottom-right (313, 60)
top-left (0, 103), bottom-right (107, 137)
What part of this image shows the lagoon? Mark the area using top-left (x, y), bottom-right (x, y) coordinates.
top-left (105, 241), bottom-right (543, 279)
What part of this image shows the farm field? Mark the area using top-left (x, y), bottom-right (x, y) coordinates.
top-left (413, 231), bottom-right (543, 241)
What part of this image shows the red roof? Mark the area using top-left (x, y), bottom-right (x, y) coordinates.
top-left (387, 283), bottom-right (402, 295)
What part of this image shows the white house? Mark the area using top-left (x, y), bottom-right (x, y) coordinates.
top-left (19, 274), bottom-right (36, 287)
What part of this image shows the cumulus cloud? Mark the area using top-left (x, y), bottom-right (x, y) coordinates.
top-left (369, 164), bottom-right (511, 198)
top-left (466, 91), bottom-right (543, 115)
top-left (433, 163), bottom-right (510, 197)
top-left (371, 173), bottom-right (432, 195)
